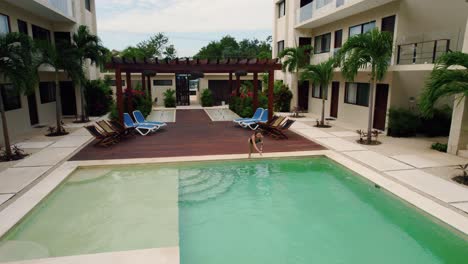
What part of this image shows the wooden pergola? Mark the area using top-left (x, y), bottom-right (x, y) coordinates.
top-left (105, 57), bottom-right (282, 124)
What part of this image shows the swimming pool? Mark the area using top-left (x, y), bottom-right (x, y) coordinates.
top-left (0, 157), bottom-right (467, 263)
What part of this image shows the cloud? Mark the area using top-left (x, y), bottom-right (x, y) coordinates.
top-left (96, 0), bottom-right (273, 33)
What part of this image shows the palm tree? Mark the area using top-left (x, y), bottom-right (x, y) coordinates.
top-left (301, 58), bottom-right (335, 126)
top-left (337, 28), bottom-right (393, 143)
top-left (0, 32), bottom-right (37, 158)
top-left (36, 40), bottom-right (84, 134)
top-left (279, 45), bottom-right (312, 73)
top-left (420, 51), bottom-right (468, 117)
top-left (72, 25), bottom-right (107, 122)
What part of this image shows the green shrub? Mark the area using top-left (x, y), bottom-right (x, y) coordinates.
top-left (258, 94), bottom-right (268, 109)
top-left (108, 89), bottom-right (152, 121)
top-left (274, 86), bottom-right (293, 112)
top-left (240, 106), bottom-right (253, 118)
top-left (431, 142), bottom-right (448, 153)
top-left (163, 89), bottom-right (176, 108)
top-left (388, 108), bottom-right (421, 137)
top-left (200, 89), bottom-right (214, 107)
top-left (419, 106), bottom-right (452, 137)
top-left (84, 79), bottom-right (114, 116)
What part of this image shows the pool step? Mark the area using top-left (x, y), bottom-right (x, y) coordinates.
top-left (179, 173), bottom-right (234, 203)
top-left (179, 169), bottom-right (203, 181)
top-left (179, 173), bottom-right (211, 188)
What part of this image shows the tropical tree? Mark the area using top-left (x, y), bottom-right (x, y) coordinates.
top-left (420, 51), bottom-right (468, 117)
top-left (163, 44), bottom-right (177, 60)
top-left (278, 45), bottom-right (312, 73)
top-left (301, 58), bottom-right (335, 126)
top-left (0, 32), bottom-right (37, 158)
top-left (36, 40), bottom-right (84, 135)
top-left (336, 28), bottom-right (393, 143)
top-left (72, 25), bottom-right (108, 122)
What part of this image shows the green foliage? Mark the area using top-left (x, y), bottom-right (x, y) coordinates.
top-left (431, 143), bottom-right (448, 153)
top-left (163, 89), bottom-right (176, 108)
top-left (420, 51), bottom-right (468, 117)
top-left (388, 108), bottom-right (421, 137)
top-left (109, 89), bottom-right (152, 121)
top-left (279, 45), bottom-right (312, 73)
top-left (201, 89), bottom-right (214, 107)
top-left (163, 44), bottom-right (177, 60)
top-left (84, 79), bottom-right (114, 116)
top-left (274, 85), bottom-right (293, 112)
top-left (120, 33), bottom-right (175, 60)
top-left (418, 106), bottom-right (452, 137)
top-left (195, 35), bottom-right (272, 59)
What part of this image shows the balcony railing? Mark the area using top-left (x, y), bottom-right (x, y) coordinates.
top-left (396, 39), bottom-right (451, 65)
top-left (47, 0), bottom-right (73, 17)
top-left (296, 0), bottom-right (346, 24)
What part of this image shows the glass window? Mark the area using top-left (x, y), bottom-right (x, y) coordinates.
top-left (17, 20), bottom-right (28, 35)
top-left (154, 80), bottom-right (173, 86)
top-left (85, 0), bottom-right (92, 12)
top-left (110, 80), bottom-right (126, 87)
top-left (334, 29), bottom-right (343, 49)
top-left (316, 0), bottom-right (332, 9)
top-left (349, 21), bottom-right (376, 37)
top-left (277, 41), bottom-right (285, 56)
top-left (314, 33), bottom-right (331, 54)
top-left (345, 82), bottom-right (369, 106)
top-left (363, 21), bottom-right (376, 33)
top-left (278, 1), bottom-right (286, 18)
top-left (32, 25), bottom-right (51, 43)
top-left (312, 85), bottom-right (328, 99)
top-left (0, 14), bottom-right (10, 35)
top-left (1, 84), bottom-right (21, 111)
top-left (349, 25), bottom-right (362, 37)
top-left (39, 82), bottom-right (56, 104)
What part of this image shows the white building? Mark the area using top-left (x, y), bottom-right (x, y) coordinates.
top-left (273, 0), bottom-right (468, 156)
top-left (0, 0), bottom-right (99, 143)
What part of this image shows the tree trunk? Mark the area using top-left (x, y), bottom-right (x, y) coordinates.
top-left (367, 78), bottom-right (376, 144)
top-left (0, 88), bottom-right (12, 157)
top-left (79, 80), bottom-right (87, 122)
top-left (321, 86), bottom-right (326, 126)
top-left (55, 70), bottom-right (62, 132)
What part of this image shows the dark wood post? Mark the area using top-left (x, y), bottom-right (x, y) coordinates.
top-left (253, 72), bottom-right (259, 110)
top-left (268, 70), bottom-right (274, 121)
top-left (229, 72), bottom-right (233, 93)
top-left (141, 72), bottom-right (146, 92)
top-left (236, 74), bottom-right (241, 95)
top-left (147, 76), bottom-right (152, 99)
top-left (126, 71), bottom-right (133, 113)
top-left (115, 68), bottom-right (124, 125)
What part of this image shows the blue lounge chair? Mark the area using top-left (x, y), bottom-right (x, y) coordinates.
top-left (241, 110), bottom-right (269, 130)
top-left (233, 108), bottom-right (264, 125)
top-left (123, 113), bottom-right (159, 136)
top-left (133, 110), bottom-right (167, 128)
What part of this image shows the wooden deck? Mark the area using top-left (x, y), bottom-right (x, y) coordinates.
top-left (70, 110), bottom-right (325, 161)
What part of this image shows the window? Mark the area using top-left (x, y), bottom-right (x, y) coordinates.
top-left (300, 0), bottom-right (313, 7)
top-left (314, 33), bottom-right (331, 54)
top-left (153, 80), bottom-right (173, 86)
top-left (32, 25), bottom-right (51, 43)
top-left (345, 82), bottom-right (369, 106)
top-left (316, 0), bottom-right (332, 9)
top-left (312, 85), bottom-right (328, 99)
top-left (54, 32), bottom-right (71, 45)
top-left (277, 40), bottom-right (285, 56)
top-left (85, 0), bottom-right (92, 12)
top-left (334, 29), bottom-right (343, 49)
top-left (0, 14), bottom-right (10, 35)
top-left (110, 80), bottom-right (126, 86)
top-left (0, 84), bottom-right (21, 111)
top-left (381, 15), bottom-right (396, 37)
top-left (17, 20), bottom-right (28, 35)
top-left (39, 82), bottom-right (56, 104)
top-left (349, 21), bottom-right (376, 37)
top-left (278, 1), bottom-right (286, 18)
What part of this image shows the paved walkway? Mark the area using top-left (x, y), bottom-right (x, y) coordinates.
top-left (289, 114), bottom-right (468, 215)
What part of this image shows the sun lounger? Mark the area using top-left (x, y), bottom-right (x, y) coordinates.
top-left (233, 108), bottom-right (264, 124)
top-left (133, 110), bottom-right (167, 128)
top-left (109, 120), bottom-right (135, 136)
top-left (240, 110), bottom-right (269, 130)
top-left (124, 113), bottom-right (159, 136)
top-left (257, 116), bottom-right (286, 134)
top-left (85, 125), bottom-right (118, 147)
top-left (268, 119), bottom-right (296, 139)
top-left (96, 120), bottom-right (133, 139)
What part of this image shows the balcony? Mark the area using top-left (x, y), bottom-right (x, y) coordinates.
top-left (4, 0), bottom-right (75, 22)
top-left (396, 39), bottom-right (451, 65)
top-left (296, 0), bottom-right (396, 29)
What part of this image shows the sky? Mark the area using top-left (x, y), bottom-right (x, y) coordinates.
top-left (95, 0), bottom-right (274, 57)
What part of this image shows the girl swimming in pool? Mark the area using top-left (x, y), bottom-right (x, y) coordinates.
top-left (248, 131), bottom-right (264, 158)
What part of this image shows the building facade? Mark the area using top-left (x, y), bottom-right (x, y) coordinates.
top-left (273, 0), bottom-right (468, 155)
top-left (0, 0), bottom-right (98, 143)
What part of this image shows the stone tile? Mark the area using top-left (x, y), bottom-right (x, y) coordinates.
top-left (294, 128), bottom-right (335, 138)
top-left (386, 169), bottom-right (468, 203)
top-left (452, 202), bottom-right (468, 213)
top-left (70, 128), bottom-right (92, 136)
top-left (15, 141), bottom-right (54, 149)
top-left (0, 167), bottom-right (51, 193)
top-left (290, 122), bottom-right (312, 129)
top-left (329, 131), bottom-right (359, 137)
top-left (0, 194), bottom-right (13, 205)
top-left (391, 155), bottom-right (443, 168)
top-left (14, 148), bottom-right (76, 167)
top-left (49, 136), bottom-right (92, 148)
top-left (392, 153), bottom-right (467, 168)
top-left (344, 151), bottom-right (413, 171)
top-left (313, 137), bottom-right (366, 151)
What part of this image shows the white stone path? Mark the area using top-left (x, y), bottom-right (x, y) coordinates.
top-left (290, 121), bottom-right (468, 215)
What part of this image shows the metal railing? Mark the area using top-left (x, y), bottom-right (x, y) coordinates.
top-left (396, 39), bottom-right (451, 65)
top-left (47, 0), bottom-right (73, 17)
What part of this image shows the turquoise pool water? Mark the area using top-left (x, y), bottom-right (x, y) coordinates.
top-left (0, 157), bottom-right (467, 263)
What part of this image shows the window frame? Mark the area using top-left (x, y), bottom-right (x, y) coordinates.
top-left (39, 82), bottom-right (57, 104)
top-left (153, 80), bottom-right (173, 86)
top-left (32, 24), bottom-right (51, 43)
top-left (277, 40), bottom-right (285, 56)
top-left (17, 19), bottom-right (28, 35)
top-left (85, 0), bottom-right (92, 12)
top-left (344, 82), bottom-right (370, 107)
top-left (278, 1), bottom-right (286, 18)
top-left (348, 20), bottom-right (376, 37)
top-left (314, 32), bottom-right (331, 54)
top-left (0, 84), bottom-right (21, 111)
top-left (0, 13), bottom-right (11, 35)
top-left (312, 84), bottom-right (328, 99)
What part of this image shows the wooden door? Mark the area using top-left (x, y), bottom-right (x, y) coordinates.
top-left (176, 75), bottom-right (190, 106)
top-left (373, 84), bottom-right (389, 130)
top-left (330, 82), bottom-right (339, 118)
top-left (297, 81), bottom-right (309, 111)
top-left (60, 81), bottom-right (77, 116)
